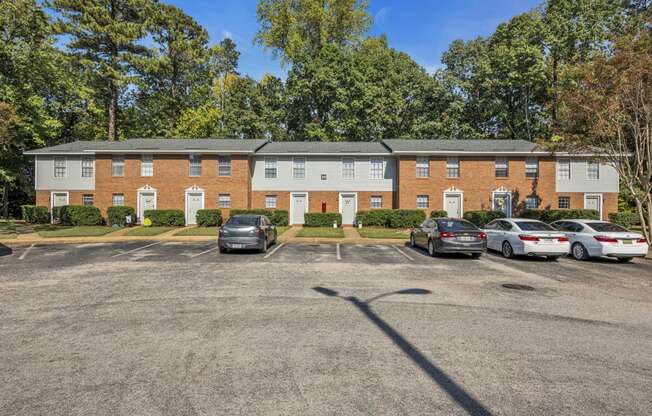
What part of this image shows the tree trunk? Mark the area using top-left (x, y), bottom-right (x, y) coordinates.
top-left (2, 183), bottom-right (8, 221)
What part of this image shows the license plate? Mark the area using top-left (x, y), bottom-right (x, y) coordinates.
top-left (458, 236), bottom-right (475, 241)
top-left (231, 243), bottom-right (245, 248)
top-left (622, 240), bottom-right (632, 245)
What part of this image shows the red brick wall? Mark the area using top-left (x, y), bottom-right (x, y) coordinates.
top-left (251, 191), bottom-right (395, 213)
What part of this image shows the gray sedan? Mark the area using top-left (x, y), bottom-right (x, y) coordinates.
top-left (410, 218), bottom-right (487, 257)
top-left (218, 214), bottom-right (277, 253)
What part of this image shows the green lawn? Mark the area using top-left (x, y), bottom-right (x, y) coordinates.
top-left (0, 222), bottom-right (17, 238)
top-left (174, 226), bottom-right (219, 236)
top-left (357, 227), bottom-right (410, 239)
top-left (275, 226), bottom-right (290, 236)
top-left (124, 226), bottom-right (176, 236)
top-left (296, 227), bottom-right (345, 238)
top-left (37, 226), bottom-right (116, 238)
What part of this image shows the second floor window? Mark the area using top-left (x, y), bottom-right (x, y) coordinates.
top-left (446, 156), bottom-right (459, 178)
top-left (189, 154), bottom-right (201, 176)
top-left (557, 158), bottom-right (571, 180)
top-left (416, 156), bottom-right (429, 178)
top-left (141, 154), bottom-right (153, 177)
top-left (525, 157), bottom-right (538, 178)
top-left (218, 156), bottom-right (231, 176)
top-left (495, 157), bottom-right (509, 177)
top-left (586, 161), bottom-right (599, 180)
top-left (342, 158), bottom-right (355, 180)
top-left (265, 158), bottom-right (277, 179)
top-left (293, 157), bottom-right (305, 179)
top-left (54, 157), bottom-right (66, 178)
top-left (218, 194), bottom-right (231, 208)
top-left (369, 158), bottom-right (383, 180)
top-left (81, 157), bottom-right (93, 178)
top-left (112, 155), bottom-right (124, 177)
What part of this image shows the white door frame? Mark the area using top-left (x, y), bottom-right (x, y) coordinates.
top-left (50, 191), bottom-right (69, 223)
top-left (584, 193), bottom-right (603, 220)
top-left (184, 186), bottom-right (205, 225)
top-left (442, 188), bottom-right (464, 218)
top-left (491, 189), bottom-right (513, 218)
top-left (137, 186), bottom-right (157, 223)
top-left (289, 192), bottom-right (309, 225)
top-left (338, 192), bottom-right (358, 225)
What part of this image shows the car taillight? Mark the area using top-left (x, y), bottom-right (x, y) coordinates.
top-left (636, 238), bottom-right (647, 244)
top-left (519, 234), bottom-right (540, 241)
top-left (594, 235), bottom-right (618, 243)
top-left (478, 232), bottom-right (487, 239)
top-left (558, 236), bottom-right (569, 242)
top-left (440, 231), bottom-right (455, 238)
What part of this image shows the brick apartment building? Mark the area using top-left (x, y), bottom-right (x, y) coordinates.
top-left (25, 139), bottom-right (619, 225)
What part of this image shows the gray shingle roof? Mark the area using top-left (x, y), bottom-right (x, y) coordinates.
top-left (24, 139), bottom-right (268, 154)
top-left (382, 139), bottom-right (543, 153)
top-left (256, 141), bottom-right (390, 154)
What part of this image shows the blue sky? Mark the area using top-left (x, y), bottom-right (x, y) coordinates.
top-left (168, 0), bottom-right (542, 80)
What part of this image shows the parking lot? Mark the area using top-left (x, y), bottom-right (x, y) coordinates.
top-left (1, 241), bottom-right (651, 415)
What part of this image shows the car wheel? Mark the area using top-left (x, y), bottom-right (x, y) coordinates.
top-left (260, 238), bottom-right (268, 253)
top-left (219, 246), bottom-right (228, 254)
top-left (428, 239), bottom-right (436, 257)
top-left (571, 243), bottom-right (588, 260)
top-left (501, 241), bottom-right (514, 259)
top-left (410, 234), bottom-right (416, 247)
top-left (547, 256), bottom-right (560, 261)
top-left (617, 257), bottom-right (633, 263)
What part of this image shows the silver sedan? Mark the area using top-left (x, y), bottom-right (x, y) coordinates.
top-left (484, 218), bottom-right (570, 260)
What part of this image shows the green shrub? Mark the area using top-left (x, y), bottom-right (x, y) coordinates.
top-left (355, 209), bottom-right (426, 228)
top-left (540, 209), bottom-right (600, 222)
top-left (463, 210), bottom-right (505, 226)
top-left (229, 208), bottom-right (288, 226)
top-left (430, 210), bottom-right (448, 218)
top-left (608, 211), bottom-right (639, 228)
top-left (107, 206), bottom-right (136, 226)
top-left (196, 209), bottom-right (222, 227)
top-left (355, 209), bottom-right (393, 227)
top-left (21, 205), bottom-right (49, 224)
top-left (304, 212), bottom-right (342, 227)
top-left (519, 209), bottom-right (543, 220)
top-left (59, 205), bottom-right (103, 226)
top-left (144, 209), bottom-right (185, 226)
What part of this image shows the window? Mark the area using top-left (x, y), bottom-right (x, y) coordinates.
top-left (446, 156), bottom-right (459, 178)
top-left (416, 156), bottom-right (429, 178)
top-left (189, 154), bottom-right (201, 176)
top-left (264, 157), bottom-right (277, 179)
top-left (342, 158), bottom-right (355, 180)
top-left (495, 157), bottom-right (509, 177)
top-left (81, 157), bottom-right (94, 178)
top-left (416, 195), bottom-right (429, 209)
top-left (369, 158), bottom-right (384, 180)
top-left (54, 157), bottom-right (66, 178)
top-left (218, 156), bottom-right (231, 176)
top-left (112, 194), bottom-right (124, 206)
top-left (586, 161), bottom-right (599, 180)
top-left (218, 194), bottom-right (231, 208)
top-left (525, 196), bottom-right (539, 209)
top-left (370, 195), bottom-right (382, 209)
top-left (321, 174), bottom-right (327, 181)
top-left (140, 154), bottom-right (153, 177)
top-left (525, 157), bottom-right (538, 178)
top-left (82, 195), bottom-right (94, 206)
top-left (557, 158), bottom-right (571, 180)
top-left (265, 195), bottom-right (277, 209)
top-left (112, 155), bottom-right (124, 177)
top-left (558, 196), bottom-right (570, 209)
top-left (293, 157), bottom-right (305, 179)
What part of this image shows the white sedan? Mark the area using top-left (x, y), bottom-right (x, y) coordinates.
top-left (484, 218), bottom-right (570, 260)
top-left (550, 219), bottom-right (649, 262)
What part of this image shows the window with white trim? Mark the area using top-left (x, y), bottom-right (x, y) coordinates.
top-left (83, 195), bottom-right (94, 206)
top-left (416, 195), bottom-right (429, 209)
top-left (370, 195), bottom-right (382, 209)
top-left (525, 196), bottom-right (539, 209)
top-left (112, 194), bottom-right (124, 206)
top-left (369, 158), bottom-right (384, 180)
top-left (54, 157), bottom-right (66, 178)
top-left (557, 158), bottom-right (571, 180)
top-left (446, 156), bottom-right (459, 178)
top-left (558, 196), bottom-right (570, 209)
top-left (495, 157), bottom-right (509, 178)
top-left (264, 157), bottom-right (277, 179)
top-left (525, 157), bottom-right (538, 178)
top-left (189, 154), bottom-right (201, 176)
top-left (218, 194), bottom-right (231, 208)
top-left (586, 161), bottom-right (599, 180)
top-left (140, 154), bottom-right (153, 177)
top-left (81, 157), bottom-right (94, 178)
top-left (342, 158), bottom-right (355, 180)
top-left (112, 155), bottom-right (124, 177)
top-left (415, 156), bottom-right (428, 178)
top-left (293, 157), bottom-right (305, 179)
top-left (265, 195), bottom-right (277, 209)
top-left (218, 156), bottom-right (231, 176)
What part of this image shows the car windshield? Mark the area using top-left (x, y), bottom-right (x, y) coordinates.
top-left (585, 222), bottom-right (629, 233)
top-left (514, 221), bottom-right (555, 231)
top-left (227, 216), bottom-right (260, 226)
top-left (436, 220), bottom-right (477, 232)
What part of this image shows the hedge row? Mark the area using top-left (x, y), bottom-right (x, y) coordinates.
top-left (196, 209), bottom-right (222, 227)
top-left (355, 209), bottom-right (426, 228)
top-left (304, 212), bottom-right (342, 227)
top-left (107, 206), bottom-right (136, 226)
top-left (144, 209), bottom-right (185, 226)
top-left (429, 210), bottom-right (448, 218)
top-left (608, 211), bottom-right (640, 228)
top-left (229, 209), bottom-right (289, 226)
top-left (463, 210), bottom-right (505, 226)
top-left (519, 209), bottom-right (600, 222)
top-left (59, 205), bottom-right (103, 226)
top-left (21, 205), bottom-right (49, 224)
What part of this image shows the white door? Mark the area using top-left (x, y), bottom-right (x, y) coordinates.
top-left (291, 194), bottom-right (307, 225)
top-left (493, 193), bottom-right (512, 217)
top-left (445, 194), bottom-right (461, 218)
top-left (584, 195), bottom-right (602, 219)
top-left (139, 192), bottom-right (156, 222)
top-left (186, 192), bottom-right (203, 225)
top-left (341, 194), bottom-right (356, 225)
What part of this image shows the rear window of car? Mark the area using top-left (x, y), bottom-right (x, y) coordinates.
top-left (436, 220), bottom-right (477, 232)
top-left (514, 221), bottom-right (555, 231)
top-left (227, 216), bottom-right (260, 226)
top-left (585, 222), bottom-right (628, 232)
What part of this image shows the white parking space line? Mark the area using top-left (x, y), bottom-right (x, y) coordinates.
top-left (18, 244), bottom-right (35, 260)
top-left (392, 245), bottom-right (414, 261)
top-left (264, 242), bottom-right (285, 259)
top-left (336, 243), bottom-right (342, 260)
top-left (111, 241), bottom-right (162, 258)
top-left (191, 245), bottom-right (221, 258)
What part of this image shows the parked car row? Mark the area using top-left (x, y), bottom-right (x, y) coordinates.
top-left (410, 217), bottom-right (649, 262)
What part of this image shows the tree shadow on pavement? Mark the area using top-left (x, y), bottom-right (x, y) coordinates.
top-left (313, 286), bottom-right (494, 416)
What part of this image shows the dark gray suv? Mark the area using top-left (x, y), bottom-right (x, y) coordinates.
top-left (410, 218), bottom-right (487, 257)
top-left (218, 215), bottom-right (277, 253)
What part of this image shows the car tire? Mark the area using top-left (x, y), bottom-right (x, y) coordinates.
top-left (428, 239), bottom-right (436, 257)
top-left (571, 243), bottom-right (588, 261)
top-left (501, 241), bottom-right (514, 259)
top-left (410, 234), bottom-right (416, 247)
top-left (547, 256), bottom-right (560, 261)
top-left (219, 246), bottom-right (228, 254)
top-left (260, 238), bottom-right (268, 254)
top-left (617, 257), bottom-right (633, 263)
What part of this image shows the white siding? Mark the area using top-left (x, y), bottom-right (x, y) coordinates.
top-left (555, 157), bottom-right (619, 193)
top-left (35, 155), bottom-right (95, 190)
